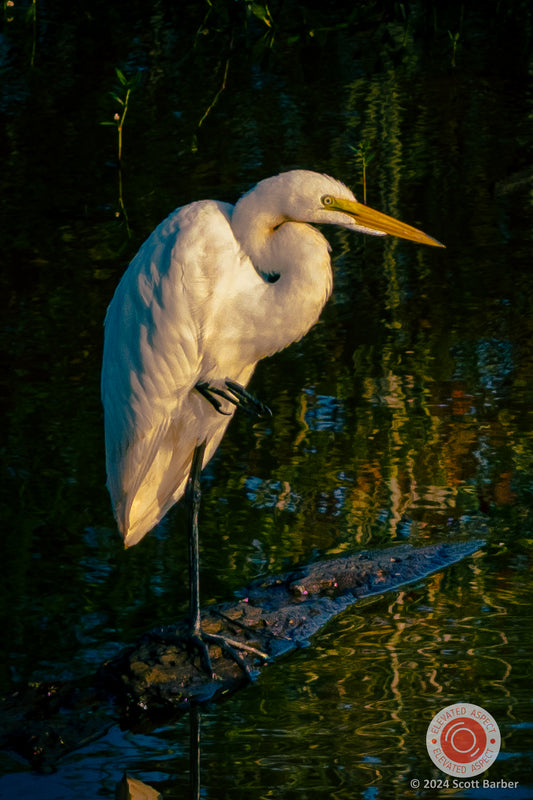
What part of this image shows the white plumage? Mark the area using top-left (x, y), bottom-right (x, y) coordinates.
top-left (102, 170), bottom-right (442, 547)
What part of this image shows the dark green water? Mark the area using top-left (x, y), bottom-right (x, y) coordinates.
top-left (1, 2), bottom-right (533, 797)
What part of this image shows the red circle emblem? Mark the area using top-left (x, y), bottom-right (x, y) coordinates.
top-left (426, 703), bottom-right (501, 777)
top-left (441, 718), bottom-right (487, 763)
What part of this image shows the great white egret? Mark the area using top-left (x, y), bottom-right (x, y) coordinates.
top-left (102, 169), bottom-right (443, 672)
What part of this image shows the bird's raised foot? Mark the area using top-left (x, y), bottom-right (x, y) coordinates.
top-left (195, 379), bottom-right (271, 420)
top-left (195, 383), bottom-right (232, 416)
top-left (224, 379), bottom-right (272, 419)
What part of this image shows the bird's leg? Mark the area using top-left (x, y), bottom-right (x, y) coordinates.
top-left (186, 441), bottom-right (214, 676)
top-left (195, 380), bottom-right (271, 419)
top-left (185, 441), bottom-right (269, 679)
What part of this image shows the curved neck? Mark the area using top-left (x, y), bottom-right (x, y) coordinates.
top-left (230, 198), bottom-right (334, 357)
top-left (231, 186), bottom-right (286, 265)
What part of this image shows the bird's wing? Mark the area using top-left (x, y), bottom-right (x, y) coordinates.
top-left (101, 200), bottom-right (239, 545)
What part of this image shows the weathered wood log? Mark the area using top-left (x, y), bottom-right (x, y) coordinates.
top-left (0, 540), bottom-right (483, 771)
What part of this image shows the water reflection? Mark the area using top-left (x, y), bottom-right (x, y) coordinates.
top-left (0, 550), bottom-right (531, 797)
top-left (113, 557), bottom-right (531, 797)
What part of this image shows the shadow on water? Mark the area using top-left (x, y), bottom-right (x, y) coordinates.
top-left (1, 1), bottom-right (533, 796)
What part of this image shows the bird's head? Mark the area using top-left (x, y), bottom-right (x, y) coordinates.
top-left (250, 170), bottom-right (444, 248)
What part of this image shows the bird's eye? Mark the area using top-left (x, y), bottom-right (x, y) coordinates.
top-left (321, 195), bottom-right (334, 207)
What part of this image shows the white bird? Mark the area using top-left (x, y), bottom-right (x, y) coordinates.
top-left (101, 169), bottom-right (443, 669)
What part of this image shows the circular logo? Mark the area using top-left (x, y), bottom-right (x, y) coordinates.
top-left (426, 703), bottom-right (500, 777)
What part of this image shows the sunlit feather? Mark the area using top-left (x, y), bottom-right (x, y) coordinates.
top-left (101, 170), bottom-right (442, 547)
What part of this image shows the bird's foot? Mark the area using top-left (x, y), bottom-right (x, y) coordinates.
top-left (195, 380), bottom-right (271, 419)
top-left (195, 383), bottom-right (232, 416)
top-left (224, 379), bottom-right (272, 419)
top-left (188, 629), bottom-right (269, 682)
top-left (144, 626), bottom-right (269, 681)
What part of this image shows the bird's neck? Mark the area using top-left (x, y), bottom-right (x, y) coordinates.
top-left (231, 192), bottom-right (284, 264)
top-left (231, 200), bottom-right (334, 357)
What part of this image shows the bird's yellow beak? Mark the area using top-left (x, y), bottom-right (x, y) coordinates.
top-left (326, 196), bottom-right (445, 247)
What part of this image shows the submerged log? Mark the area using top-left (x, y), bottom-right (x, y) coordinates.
top-left (0, 539), bottom-right (483, 771)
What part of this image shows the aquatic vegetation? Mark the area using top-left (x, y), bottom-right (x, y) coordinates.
top-left (349, 141), bottom-right (375, 205)
top-left (101, 68), bottom-right (141, 236)
top-left (101, 67), bottom-right (141, 167)
top-left (448, 30), bottom-right (461, 68)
